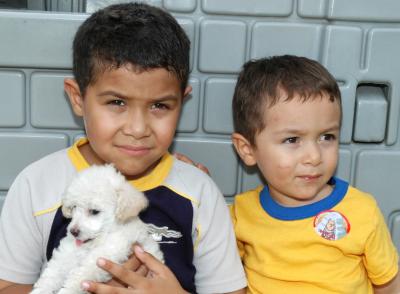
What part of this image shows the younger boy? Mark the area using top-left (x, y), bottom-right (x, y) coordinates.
top-left (0, 3), bottom-right (246, 293)
top-left (230, 55), bottom-right (399, 293)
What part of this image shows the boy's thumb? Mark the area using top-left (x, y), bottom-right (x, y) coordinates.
top-left (134, 245), bottom-right (164, 274)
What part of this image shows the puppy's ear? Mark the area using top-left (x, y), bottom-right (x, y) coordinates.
top-left (115, 182), bottom-right (148, 223)
top-left (61, 202), bottom-right (73, 219)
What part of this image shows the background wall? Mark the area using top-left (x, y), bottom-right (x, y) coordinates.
top-left (0, 0), bottom-right (399, 253)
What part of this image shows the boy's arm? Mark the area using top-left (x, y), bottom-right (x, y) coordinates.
top-left (0, 280), bottom-right (32, 294)
top-left (83, 246), bottom-right (188, 293)
top-left (83, 247), bottom-right (245, 294)
top-left (373, 271), bottom-right (400, 294)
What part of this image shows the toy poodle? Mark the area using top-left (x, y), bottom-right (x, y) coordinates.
top-left (31, 164), bottom-right (163, 294)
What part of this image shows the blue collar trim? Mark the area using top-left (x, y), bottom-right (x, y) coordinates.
top-left (259, 177), bottom-right (349, 220)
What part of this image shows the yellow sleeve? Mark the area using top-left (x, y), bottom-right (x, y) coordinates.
top-left (363, 203), bottom-right (399, 285)
top-left (229, 203), bottom-right (245, 260)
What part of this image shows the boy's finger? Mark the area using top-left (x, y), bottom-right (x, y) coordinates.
top-left (174, 153), bottom-right (211, 175)
top-left (82, 281), bottom-right (128, 293)
top-left (173, 153), bottom-right (194, 164)
top-left (196, 163), bottom-right (210, 175)
top-left (97, 258), bottom-right (144, 286)
top-left (122, 253), bottom-right (142, 271)
top-left (133, 245), bottom-right (166, 275)
top-left (135, 264), bottom-right (149, 277)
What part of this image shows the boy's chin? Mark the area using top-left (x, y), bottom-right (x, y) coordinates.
top-left (116, 159), bottom-right (162, 180)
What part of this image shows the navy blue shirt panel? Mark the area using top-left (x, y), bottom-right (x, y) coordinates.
top-left (141, 186), bottom-right (196, 293)
top-left (47, 186), bottom-right (196, 293)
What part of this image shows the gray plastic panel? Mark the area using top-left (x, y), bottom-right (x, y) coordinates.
top-left (324, 26), bottom-right (362, 82)
top-left (0, 70), bottom-right (25, 127)
top-left (163, 0), bottom-right (196, 12)
top-left (354, 150), bottom-right (400, 219)
top-left (241, 165), bottom-right (264, 193)
top-left (171, 139), bottom-right (238, 196)
top-left (328, 0), bottom-right (400, 21)
top-left (336, 149), bottom-right (352, 182)
top-left (86, 0), bottom-right (162, 13)
top-left (0, 11), bottom-right (86, 68)
top-left (47, 0), bottom-right (85, 12)
top-left (201, 0), bottom-right (293, 16)
top-left (199, 20), bottom-right (247, 73)
top-left (364, 28), bottom-right (400, 145)
top-left (0, 134), bottom-right (68, 190)
top-left (177, 19), bottom-right (195, 72)
top-left (251, 23), bottom-right (322, 59)
top-left (30, 72), bottom-right (83, 129)
top-left (203, 78), bottom-right (236, 134)
top-left (0, 193), bottom-right (5, 215)
top-left (337, 83), bottom-right (357, 144)
top-left (323, 26), bottom-right (362, 144)
top-left (177, 78), bottom-right (200, 133)
top-left (298, 0), bottom-right (326, 18)
top-left (27, 0), bottom-right (45, 10)
top-left (0, 0), bottom-right (27, 9)
top-left (353, 86), bottom-right (388, 143)
top-left (389, 212), bottom-right (400, 253)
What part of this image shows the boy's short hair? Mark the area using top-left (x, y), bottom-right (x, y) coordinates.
top-left (232, 55), bottom-right (341, 145)
top-left (73, 3), bottom-right (190, 95)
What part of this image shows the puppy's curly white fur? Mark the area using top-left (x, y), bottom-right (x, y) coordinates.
top-left (31, 164), bottom-right (163, 294)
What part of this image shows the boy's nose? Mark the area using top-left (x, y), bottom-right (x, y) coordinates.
top-left (122, 112), bottom-right (150, 138)
top-left (70, 227), bottom-right (80, 238)
top-left (304, 143), bottom-right (322, 165)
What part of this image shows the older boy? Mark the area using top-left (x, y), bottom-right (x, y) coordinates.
top-left (230, 55), bottom-right (399, 293)
top-left (0, 3), bottom-right (246, 293)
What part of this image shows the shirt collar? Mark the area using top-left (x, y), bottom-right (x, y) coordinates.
top-left (67, 137), bottom-right (173, 191)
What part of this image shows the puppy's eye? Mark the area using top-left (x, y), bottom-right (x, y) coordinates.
top-left (89, 209), bottom-right (100, 215)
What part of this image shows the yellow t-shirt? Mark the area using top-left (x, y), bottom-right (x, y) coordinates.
top-left (230, 178), bottom-right (399, 294)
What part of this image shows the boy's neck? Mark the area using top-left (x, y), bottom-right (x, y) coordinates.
top-left (268, 182), bottom-right (334, 207)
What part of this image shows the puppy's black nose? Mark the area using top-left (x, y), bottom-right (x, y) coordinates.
top-left (70, 227), bottom-right (80, 237)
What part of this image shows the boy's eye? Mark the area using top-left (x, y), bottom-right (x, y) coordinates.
top-left (108, 99), bottom-right (125, 106)
top-left (321, 134), bottom-right (336, 141)
top-left (283, 137), bottom-right (299, 144)
top-left (89, 209), bottom-right (100, 215)
top-left (151, 102), bottom-right (169, 110)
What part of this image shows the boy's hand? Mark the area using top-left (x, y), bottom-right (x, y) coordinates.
top-left (174, 153), bottom-right (210, 175)
top-left (102, 249), bottom-right (148, 288)
top-left (83, 245), bottom-right (188, 294)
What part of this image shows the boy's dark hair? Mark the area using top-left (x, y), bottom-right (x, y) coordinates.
top-left (232, 55), bottom-right (341, 145)
top-left (73, 3), bottom-right (190, 95)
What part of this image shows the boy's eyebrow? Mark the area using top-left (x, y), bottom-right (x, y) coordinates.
top-left (97, 90), bottom-right (180, 101)
top-left (275, 124), bottom-right (340, 135)
top-left (148, 94), bottom-right (180, 102)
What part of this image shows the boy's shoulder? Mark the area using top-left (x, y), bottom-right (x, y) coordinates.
top-left (340, 184), bottom-right (381, 215)
top-left (17, 147), bottom-right (73, 180)
top-left (234, 186), bottom-right (263, 205)
top-left (6, 147), bottom-right (76, 217)
top-left (164, 158), bottom-right (223, 204)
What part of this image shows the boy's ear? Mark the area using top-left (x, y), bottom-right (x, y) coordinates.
top-left (64, 78), bottom-right (84, 117)
top-left (232, 132), bottom-right (257, 166)
top-left (182, 85), bottom-right (192, 101)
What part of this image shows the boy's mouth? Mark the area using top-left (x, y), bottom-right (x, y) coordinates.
top-left (117, 144), bottom-right (151, 156)
top-left (298, 175), bottom-right (321, 181)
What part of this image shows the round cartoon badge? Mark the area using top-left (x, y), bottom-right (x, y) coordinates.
top-left (313, 210), bottom-right (350, 241)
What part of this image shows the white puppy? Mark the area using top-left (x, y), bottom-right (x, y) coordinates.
top-left (31, 164), bottom-right (163, 294)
